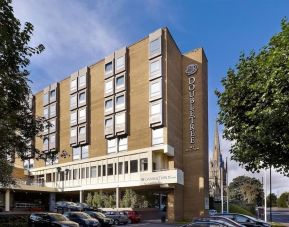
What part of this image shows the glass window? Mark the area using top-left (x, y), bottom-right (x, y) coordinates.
top-left (105, 62), bottom-right (113, 74)
top-left (71, 127), bottom-right (77, 137)
top-left (50, 104), bottom-right (56, 117)
top-left (150, 79), bottom-right (162, 99)
top-left (152, 128), bottom-right (163, 145)
top-left (43, 137), bottom-right (49, 146)
top-left (81, 168), bottom-right (85, 179)
top-left (98, 166), bottom-right (101, 177)
top-left (73, 169), bottom-right (78, 180)
top-left (44, 107), bottom-right (49, 119)
top-left (73, 147), bottom-right (81, 160)
top-left (50, 118), bottom-right (56, 131)
top-left (150, 59), bottom-right (161, 78)
top-left (151, 102), bottom-right (161, 115)
top-left (107, 138), bottom-right (117, 153)
top-left (43, 92), bottom-right (49, 104)
top-left (46, 173), bottom-right (51, 182)
top-left (82, 145), bottom-right (89, 159)
top-left (140, 158), bottom-right (148, 171)
top-left (79, 91), bottom-right (86, 104)
top-left (79, 75), bottom-right (86, 87)
top-left (79, 126), bottom-right (86, 135)
top-left (24, 159), bottom-right (34, 170)
top-left (118, 137), bottom-right (127, 152)
top-left (105, 80), bottom-right (113, 94)
top-left (102, 165), bottom-right (106, 176)
top-left (116, 75), bottom-right (125, 89)
top-left (70, 112), bottom-right (77, 125)
top-left (105, 118), bottom-right (113, 127)
top-left (79, 107), bottom-right (86, 122)
top-left (71, 79), bottom-right (77, 91)
top-left (70, 95), bottom-right (77, 109)
top-left (50, 89), bottom-right (56, 99)
top-left (91, 166), bottom-right (96, 178)
top-left (124, 161), bottom-right (128, 174)
top-left (130, 160), bottom-right (138, 173)
top-left (118, 162), bottom-right (123, 174)
top-left (107, 164), bottom-right (113, 176)
top-left (116, 95), bottom-right (125, 109)
top-left (86, 167), bottom-right (89, 178)
top-left (50, 134), bottom-right (55, 145)
top-left (116, 56), bottom-right (124, 70)
top-left (116, 113), bottom-right (125, 125)
top-left (105, 99), bottom-right (113, 112)
top-left (150, 38), bottom-right (161, 56)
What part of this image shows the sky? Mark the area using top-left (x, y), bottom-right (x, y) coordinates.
top-left (12, 0), bottom-right (289, 195)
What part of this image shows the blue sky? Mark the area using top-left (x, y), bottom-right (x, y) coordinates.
top-left (13, 0), bottom-right (289, 194)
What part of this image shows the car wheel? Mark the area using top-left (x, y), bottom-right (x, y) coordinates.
top-left (114, 219), bottom-right (119, 225)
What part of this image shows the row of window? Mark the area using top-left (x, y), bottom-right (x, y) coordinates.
top-left (44, 158), bottom-right (148, 182)
top-left (104, 73), bottom-right (126, 97)
top-left (104, 92), bottom-right (126, 115)
top-left (70, 107), bottom-right (87, 126)
top-left (43, 83), bottom-right (58, 106)
top-left (70, 90), bottom-right (87, 110)
top-left (43, 118), bottom-right (57, 135)
top-left (70, 124), bottom-right (88, 146)
top-left (104, 50), bottom-right (126, 78)
top-left (70, 69), bottom-right (87, 94)
top-left (43, 103), bottom-right (57, 119)
top-left (104, 111), bottom-right (126, 137)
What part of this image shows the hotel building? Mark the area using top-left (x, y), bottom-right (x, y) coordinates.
top-left (1, 28), bottom-right (208, 222)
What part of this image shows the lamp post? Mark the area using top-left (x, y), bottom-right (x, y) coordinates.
top-left (269, 166), bottom-right (272, 222)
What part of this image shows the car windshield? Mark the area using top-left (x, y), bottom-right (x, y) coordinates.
top-left (67, 202), bottom-right (77, 206)
top-left (96, 212), bottom-right (106, 218)
top-left (74, 213), bottom-right (91, 219)
top-left (49, 214), bottom-right (68, 221)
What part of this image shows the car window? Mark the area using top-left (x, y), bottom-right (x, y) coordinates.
top-left (235, 216), bottom-right (251, 222)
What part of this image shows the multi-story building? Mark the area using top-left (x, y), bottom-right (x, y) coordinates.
top-left (0, 28), bottom-right (208, 222)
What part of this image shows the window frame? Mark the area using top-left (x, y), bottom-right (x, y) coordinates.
top-left (149, 56), bottom-right (162, 80)
top-left (152, 127), bottom-right (164, 145)
top-left (149, 78), bottom-right (162, 101)
top-left (104, 77), bottom-right (114, 97)
top-left (149, 37), bottom-right (161, 58)
top-left (115, 92), bottom-right (126, 112)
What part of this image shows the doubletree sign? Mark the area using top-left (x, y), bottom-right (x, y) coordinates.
top-left (185, 64), bottom-right (199, 151)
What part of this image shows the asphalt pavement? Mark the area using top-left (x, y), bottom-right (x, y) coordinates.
top-left (267, 208), bottom-right (289, 226)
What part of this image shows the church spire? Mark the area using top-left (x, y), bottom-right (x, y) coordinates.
top-left (213, 121), bottom-right (221, 165)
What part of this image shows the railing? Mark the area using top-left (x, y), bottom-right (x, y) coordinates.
top-left (16, 179), bottom-right (45, 187)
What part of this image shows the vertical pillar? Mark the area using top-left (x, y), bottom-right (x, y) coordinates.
top-left (116, 187), bottom-right (119, 209)
top-left (5, 190), bottom-right (10, 212)
top-left (80, 190), bottom-right (84, 203)
top-left (49, 193), bottom-right (56, 212)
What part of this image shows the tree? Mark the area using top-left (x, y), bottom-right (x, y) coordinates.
top-left (277, 192), bottom-right (289, 208)
top-left (266, 193), bottom-right (277, 207)
top-left (216, 19), bottom-right (289, 175)
top-left (120, 189), bottom-right (137, 208)
top-left (229, 176), bottom-right (264, 206)
top-left (0, 0), bottom-right (45, 186)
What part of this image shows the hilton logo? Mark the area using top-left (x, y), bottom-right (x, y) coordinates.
top-left (185, 64), bottom-right (198, 76)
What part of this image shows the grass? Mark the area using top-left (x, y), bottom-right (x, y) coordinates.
top-left (214, 203), bottom-right (255, 216)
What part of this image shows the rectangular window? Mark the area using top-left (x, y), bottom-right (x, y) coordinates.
top-left (49, 134), bottom-right (56, 146)
top-left (59, 172), bottom-right (64, 181)
top-left (124, 161), bottom-right (128, 174)
top-left (107, 138), bottom-right (117, 153)
top-left (79, 107), bottom-right (86, 122)
top-left (44, 107), bottom-right (49, 119)
top-left (50, 104), bottom-right (56, 117)
top-left (43, 137), bottom-right (49, 145)
top-left (118, 137), bottom-right (127, 152)
top-left (79, 125), bottom-right (86, 135)
top-left (91, 166), bottom-right (96, 178)
top-left (150, 38), bottom-right (161, 56)
top-left (73, 169), bottom-right (78, 180)
top-left (130, 160), bottom-right (138, 173)
top-left (70, 111), bottom-right (77, 125)
top-left (115, 74), bottom-right (125, 91)
top-left (150, 78), bottom-right (162, 100)
top-left (140, 158), bottom-right (148, 172)
top-left (152, 128), bottom-right (163, 145)
top-left (105, 117), bottom-right (113, 128)
top-left (46, 173), bottom-right (52, 182)
top-left (49, 118), bottom-right (56, 132)
top-left (71, 127), bottom-right (77, 138)
top-left (73, 147), bottom-right (81, 160)
top-left (118, 162), bottom-right (123, 174)
top-left (102, 165), bottom-right (106, 176)
top-left (43, 92), bottom-right (49, 105)
top-left (105, 79), bottom-right (114, 94)
top-left (79, 75), bottom-right (86, 87)
top-left (116, 56), bottom-right (124, 70)
top-left (115, 112), bottom-right (125, 125)
top-left (81, 145), bottom-right (89, 159)
top-left (78, 91), bottom-right (86, 105)
top-left (98, 166), bottom-right (101, 177)
top-left (86, 167), bottom-right (89, 178)
top-left (107, 164), bottom-right (113, 176)
top-left (115, 94), bottom-right (125, 110)
top-left (105, 98), bottom-right (113, 113)
top-left (81, 168), bottom-right (85, 179)
top-left (150, 58), bottom-right (162, 79)
top-left (71, 78), bottom-right (77, 91)
top-left (70, 94), bottom-right (77, 109)
top-left (50, 89), bottom-right (56, 99)
top-left (151, 102), bottom-right (161, 115)
top-left (105, 62), bottom-right (113, 74)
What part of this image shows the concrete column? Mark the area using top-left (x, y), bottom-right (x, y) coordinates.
top-left (80, 190), bottom-right (83, 203)
top-left (49, 193), bottom-right (56, 212)
top-left (5, 190), bottom-right (10, 212)
top-left (116, 187), bottom-right (120, 209)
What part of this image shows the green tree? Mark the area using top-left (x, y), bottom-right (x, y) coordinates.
top-left (266, 193), bottom-right (277, 207)
top-left (216, 19), bottom-right (289, 175)
top-left (86, 192), bottom-right (93, 206)
top-left (229, 176), bottom-right (264, 206)
top-left (277, 192), bottom-right (289, 208)
top-left (0, 0), bottom-right (45, 186)
top-left (120, 189), bottom-right (137, 208)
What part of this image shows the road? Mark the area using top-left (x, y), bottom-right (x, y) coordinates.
top-left (267, 208), bottom-right (289, 226)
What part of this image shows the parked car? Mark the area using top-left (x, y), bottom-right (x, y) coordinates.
top-left (56, 201), bottom-right (79, 212)
top-left (195, 217), bottom-right (245, 227)
top-left (85, 211), bottom-right (114, 227)
top-left (64, 212), bottom-right (100, 227)
top-left (217, 213), bottom-right (271, 227)
top-left (209, 209), bottom-right (217, 216)
top-left (125, 211), bottom-right (141, 223)
top-left (28, 212), bottom-right (79, 227)
top-left (182, 219), bottom-right (239, 227)
top-left (104, 211), bottom-right (129, 225)
top-left (75, 203), bottom-right (94, 211)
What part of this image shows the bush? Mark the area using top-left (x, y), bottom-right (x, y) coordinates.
top-left (0, 214), bottom-right (29, 226)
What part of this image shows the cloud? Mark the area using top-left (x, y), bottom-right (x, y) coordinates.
top-left (219, 135), bottom-right (289, 196)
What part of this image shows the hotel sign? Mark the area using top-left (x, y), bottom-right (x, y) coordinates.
top-left (186, 64), bottom-right (199, 151)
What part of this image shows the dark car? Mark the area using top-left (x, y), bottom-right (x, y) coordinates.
top-left (56, 201), bottom-right (79, 212)
top-left (64, 212), bottom-right (100, 227)
top-left (182, 219), bottom-right (239, 227)
top-left (85, 211), bottom-right (114, 227)
top-left (75, 203), bottom-right (94, 211)
top-left (104, 211), bottom-right (129, 225)
top-left (125, 211), bottom-right (141, 223)
top-left (217, 213), bottom-right (271, 227)
top-left (28, 212), bottom-right (79, 227)
top-left (195, 217), bottom-right (245, 227)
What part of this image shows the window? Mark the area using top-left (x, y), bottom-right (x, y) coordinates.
top-left (140, 158), bottom-right (148, 171)
top-left (49, 134), bottom-right (56, 146)
top-left (44, 107), bottom-right (49, 119)
top-left (108, 164), bottom-right (113, 176)
top-left (130, 160), bottom-right (138, 173)
top-left (79, 75), bottom-right (86, 87)
top-left (150, 79), bottom-right (162, 100)
top-left (102, 165), bottom-right (106, 176)
top-left (81, 168), bottom-right (85, 179)
top-left (91, 166), bottom-right (96, 178)
top-left (50, 89), bottom-right (56, 99)
top-left (116, 56), bottom-right (124, 70)
top-left (98, 166), bottom-right (101, 177)
top-left (59, 172), bottom-right (64, 181)
top-left (46, 173), bottom-right (52, 182)
top-left (46, 154), bottom-right (58, 165)
top-left (79, 126), bottom-right (86, 135)
top-left (43, 121), bottom-right (48, 134)
top-left (82, 145), bottom-right (89, 159)
top-left (73, 147), bottom-right (81, 160)
top-left (50, 118), bottom-right (56, 132)
top-left (71, 127), bottom-right (77, 138)
top-left (118, 162), bottom-right (123, 174)
top-left (70, 111), bottom-right (77, 125)
top-left (118, 137), bottom-right (127, 152)
top-left (152, 128), bottom-right (163, 145)
top-left (105, 99), bottom-right (113, 113)
top-left (50, 104), bottom-right (56, 117)
top-left (107, 138), bottom-right (117, 153)
top-left (115, 94), bottom-right (125, 110)
top-left (105, 117), bottom-right (113, 128)
top-left (150, 38), bottom-right (161, 56)
top-left (79, 91), bottom-right (86, 105)
top-left (43, 137), bottom-right (49, 145)
top-left (151, 101), bottom-right (161, 115)
top-left (105, 79), bottom-right (114, 94)
top-left (115, 112), bottom-right (125, 125)
top-left (79, 107), bottom-right (86, 122)
top-left (150, 58), bottom-right (161, 79)
top-left (124, 161), bottom-right (128, 174)
top-left (70, 95), bottom-right (77, 109)
top-left (24, 159), bottom-right (34, 170)
top-left (43, 93), bottom-right (49, 104)
top-left (73, 169), bottom-right (78, 180)
top-left (105, 62), bottom-right (113, 74)
top-left (115, 74), bottom-right (125, 90)
top-left (86, 167), bottom-right (89, 178)
top-left (71, 78), bottom-right (77, 91)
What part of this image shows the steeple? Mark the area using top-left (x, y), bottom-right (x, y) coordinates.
top-left (213, 121), bottom-right (221, 165)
